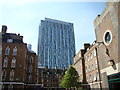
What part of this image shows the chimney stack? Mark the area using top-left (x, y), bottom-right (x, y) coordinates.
top-left (2, 25), bottom-right (7, 34)
top-left (27, 44), bottom-right (32, 50)
top-left (84, 43), bottom-right (90, 51)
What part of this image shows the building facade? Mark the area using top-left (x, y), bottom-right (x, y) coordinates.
top-left (73, 44), bottom-right (90, 84)
top-left (0, 31), bottom-right (2, 89)
top-left (38, 18), bottom-right (75, 69)
top-left (73, 42), bottom-right (101, 89)
top-left (84, 42), bottom-right (101, 89)
top-left (94, 1), bottom-right (120, 89)
top-left (38, 67), bottom-right (66, 88)
top-left (1, 25), bottom-right (37, 89)
top-left (25, 44), bottom-right (38, 89)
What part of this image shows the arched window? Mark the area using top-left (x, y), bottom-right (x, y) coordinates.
top-left (5, 46), bottom-right (10, 55)
top-left (13, 47), bottom-right (17, 55)
top-left (30, 56), bottom-right (33, 63)
top-left (3, 57), bottom-right (8, 68)
top-left (11, 58), bottom-right (16, 68)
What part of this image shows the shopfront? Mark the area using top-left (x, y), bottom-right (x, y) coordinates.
top-left (108, 72), bottom-right (120, 90)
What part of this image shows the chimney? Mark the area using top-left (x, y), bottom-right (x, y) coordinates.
top-left (84, 43), bottom-right (90, 51)
top-left (27, 44), bottom-right (32, 50)
top-left (2, 25), bottom-right (7, 34)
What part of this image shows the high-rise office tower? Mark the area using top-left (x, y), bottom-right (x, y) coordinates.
top-left (38, 18), bottom-right (75, 69)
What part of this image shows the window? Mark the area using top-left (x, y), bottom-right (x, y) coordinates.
top-left (28, 74), bottom-right (32, 83)
top-left (87, 56), bottom-right (90, 61)
top-left (96, 72), bottom-right (99, 81)
top-left (94, 75), bottom-right (97, 81)
top-left (7, 39), bottom-right (13, 43)
top-left (10, 70), bottom-right (14, 81)
top-left (30, 56), bottom-right (33, 63)
top-left (90, 53), bottom-right (92, 60)
top-left (92, 64), bottom-right (94, 70)
top-left (85, 67), bottom-right (87, 73)
top-left (29, 65), bottom-right (33, 73)
top-left (94, 49), bottom-right (96, 57)
top-left (0, 46), bottom-right (2, 54)
top-left (5, 46), bottom-right (10, 55)
top-left (11, 58), bottom-right (16, 68)
top-left (88, 65), bottom-right (91, 72)
top-left (8, 85), bottom-right (13, 90)
top-left (13, 47), bottom-right (17, 55)
top-left (2, 70), bottom-right (6, 80)
top-left (105, 32), bottom-right (111, 43)
top-left (89, 75), bottom-right (91, 82)
top-left (95, 60), bottom-right (98, 68)
top-left (103, 30), bottom-right (112, 45)
top-left (3, 57), bottom-right (8, 68)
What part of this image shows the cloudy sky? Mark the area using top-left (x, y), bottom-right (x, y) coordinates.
top-left (0, 0), bottom-right (106, 54)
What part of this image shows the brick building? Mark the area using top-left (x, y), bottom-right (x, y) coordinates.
top-left (1, 25), bottom-right (37, 89)
top-left (73, 42), bottom-right (101, 89)
top-left (84, 42), bottom-right (101, 89)
top-left (94, 1), bottom-right (120, 89)
top-left (38, 66), bottom-right (66, 89)
top-left (0, 32), bottom-right (2, 89)
top-left (73, 44), bottom-right (90, 84)
top-left (25, 44), bottom-right (38, 89)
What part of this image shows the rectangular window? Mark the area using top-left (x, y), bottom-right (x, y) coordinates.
top-left (13, 47), bottom-right (17, 55)
top-left (28, 74), bottom-right (32, 83)
top-left (3, 57), bottom-right (8, 68)
top-left (88, 65), bottom-right (91, 72)
top-left (8, 85), bottom-right (13, 90)
top-left (86, 66), bottom-right (87, 73)
top-left (11, 58), bottom-right (16, 68)
top-left (95, 60), bottom-right (98, 68)
top-left (94, 49), bottom-right (96, 57)
top-left (0, 46), bottom-right (2, 54)
top-left (29, 65), bottom-right (33, 73)
top-left (2, 70), bottom-right (6, 80)
top-left (92, 64), bottom-right (94, 70)
top-left (7, 39), bottom-right (13, 43)
top-left (10, 70), bottom-right (14, 81)
top-left (5, 47), bottom-right (10, 55)
top-left (96, 72), bottom-right (99, 81)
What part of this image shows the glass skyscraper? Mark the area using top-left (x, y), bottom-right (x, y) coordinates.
top-left (38, 18), bottom-right (75, 69)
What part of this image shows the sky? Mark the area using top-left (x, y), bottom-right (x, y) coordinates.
top-left (0, 0), bottom-right (106, 54)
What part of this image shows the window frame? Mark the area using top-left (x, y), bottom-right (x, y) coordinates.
top-left (3, 57), bottom-right (8, 68)
top-left (10, 70), bottom-right (14, 81)
top-left (11, 58), bottom-right (16, 68)
top-left (5, 46), bottom-right (10, 55)
top-left (13, 47), bottom-right (17, 55)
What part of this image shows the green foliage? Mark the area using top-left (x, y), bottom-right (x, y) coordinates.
top-left (60, 65), bottom-right (81, 88)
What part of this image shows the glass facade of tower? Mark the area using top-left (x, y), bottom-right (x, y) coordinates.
top-left (38, 18), bottom-right (75, 69)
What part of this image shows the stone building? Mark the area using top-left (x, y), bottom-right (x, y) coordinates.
top-left (1, 25), bottom-right (37, 89)
top-left (38, 67), bottom-right (66, 88)
top-left (94, 1), bottom-right (120, 89)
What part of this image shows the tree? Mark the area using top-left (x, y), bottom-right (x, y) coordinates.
top-left (60, 65), bottom-right (81, 89)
